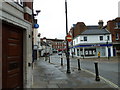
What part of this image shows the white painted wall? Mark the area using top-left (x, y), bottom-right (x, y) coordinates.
top-left (73, 34), bottom-right (112, 46)
top-left (71, 33), bottom-right (113, 58)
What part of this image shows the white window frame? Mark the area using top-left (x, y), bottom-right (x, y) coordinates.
top-left (13, 0), bottom-right (23, 6)
top-left (84, 36), bottom-right (87, 41)
top-left (99, 36), bottom-right (103, 41)
top-left (107, 35), bottom-right (110, 41)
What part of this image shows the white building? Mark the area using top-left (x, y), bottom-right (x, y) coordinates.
top-left (70, 26), bottom-right (113, 58)
top-left (40, 40), bottom-right (52, 56)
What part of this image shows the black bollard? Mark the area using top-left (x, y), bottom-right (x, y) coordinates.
top-left (78, 59), bottom-right (81, 70)
top-left (94, 61), bottom-right (100, 81)
top-left (61, 57), bottom-right (63, 66)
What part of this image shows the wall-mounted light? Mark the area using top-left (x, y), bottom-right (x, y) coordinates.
top-left (33, 10), bottom-right (41, 16)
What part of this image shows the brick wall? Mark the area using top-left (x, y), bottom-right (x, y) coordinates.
top-left (24, 2), bottom-right (33, 23)
top-left (107, 18), bottom-right (120, 42)
top-left (73, 22), bottom-right (86, 38)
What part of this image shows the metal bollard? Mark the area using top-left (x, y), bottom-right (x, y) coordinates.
top-left (78, 59), bottom-right (81, 70)
top-left (61, 57), bottom-right (63, 66)
top-left (94, 61), bottom-right (100, 81)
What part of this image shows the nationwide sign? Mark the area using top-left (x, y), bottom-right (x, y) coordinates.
top-left (70, 44), bottom-right (113, 48)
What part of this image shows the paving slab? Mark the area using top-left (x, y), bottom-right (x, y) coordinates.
top-left (32, 57), bottom-right (119, 89)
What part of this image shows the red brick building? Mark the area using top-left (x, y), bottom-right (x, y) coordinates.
top-left (41, 38), bottom-right (66, 53)
top-left (1, 0), bottom-right (34, 88)
top-left (106, 17), bottom-right (120, 56)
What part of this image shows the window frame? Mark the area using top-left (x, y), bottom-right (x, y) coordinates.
top-left (116, 33), bottom-right (119, 40)
top-left (13, 0), bottom-right (23, 6)
top-left (84, 36), bottom-right (87, 41)
top-left (99, 36), bottom-right (103, 41)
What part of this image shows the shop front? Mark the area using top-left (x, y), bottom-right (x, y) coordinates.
top-left (70, 43), bottom-right (113, 58)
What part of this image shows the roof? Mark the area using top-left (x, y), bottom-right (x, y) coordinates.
top-left (81, 29), bottom-right (110, 35)
top-left (87, 25), bottom-right (99, 29)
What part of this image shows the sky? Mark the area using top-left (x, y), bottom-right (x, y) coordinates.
top-left (33, 0), bottom-right (120, 39)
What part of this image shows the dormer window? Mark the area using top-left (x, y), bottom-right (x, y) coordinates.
top-left (13, 0), bottom-right (23, 6)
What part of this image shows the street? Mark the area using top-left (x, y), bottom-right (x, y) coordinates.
top-left (49, 54), bottom-right (120, 87)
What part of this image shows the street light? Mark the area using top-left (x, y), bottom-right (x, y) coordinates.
top-left (65, 0), bottom-right (71, 73)
top-left (32, 10), bottom-right (41, 63)
top-left (106, 39), bottom-right (110, 60)
top-left (43, 37), bottom-right (47, 61)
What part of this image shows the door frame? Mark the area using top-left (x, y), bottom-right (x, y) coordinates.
top-left (2, 22), bottom-right (24, 88)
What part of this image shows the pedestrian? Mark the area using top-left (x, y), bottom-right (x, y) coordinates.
top-left (98, 51), bottom-right (100, 58)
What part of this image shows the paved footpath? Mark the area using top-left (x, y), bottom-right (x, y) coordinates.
top-left (32, 57), bottom-right (119, 89)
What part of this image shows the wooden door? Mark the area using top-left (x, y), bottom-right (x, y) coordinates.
top-left (2, 23), bottom-right (23, 88)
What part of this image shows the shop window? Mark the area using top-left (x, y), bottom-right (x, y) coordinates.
top-left (77, 49), bottom-right (80, 56)
top-left (84, 48), bottom-right (96, 56)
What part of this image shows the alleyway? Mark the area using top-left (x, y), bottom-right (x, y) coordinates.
top-left (32, 56), bottom-right (116, 88)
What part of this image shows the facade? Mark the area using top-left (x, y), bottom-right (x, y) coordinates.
top-left (40, 39), bottom-right (52, 56)
top-left (49, 38), bottom-right (66, 53)
top-left (70, 21), bottom-right (113, 58)
top-left (40, 38), bottom-right (66, 55)
top-left (106, 17), bottom-right (120, 56)
top-left (0, 0), bottom-right (33, 88)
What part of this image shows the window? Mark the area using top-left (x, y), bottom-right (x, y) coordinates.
top-left (115, 22), bottom-right (120, 28)
top-left (107, 36), bottom-right (110, 41)
top-left (84, 36), bottom-right (87, 41)
top-left (13, 0), bottom-right (23, 6)
top-left (99, 36), bottom-right (103, 41)
top-left (76, 38), bottom-right (78, 43)
top-left (116, 33), bottom-right (119, 40)
top-left (77, 49), bottom-right (80, 56)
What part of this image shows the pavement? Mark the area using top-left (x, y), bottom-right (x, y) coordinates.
top-left (70, 56), bottom-right (120, 63)
top-left (32, 56), bottom-right (119, 89)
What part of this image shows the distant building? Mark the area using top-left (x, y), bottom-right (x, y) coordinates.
top-left (0, 0), bottom-right (33, 88)
top-left (69, 20), bottom-right (113, 58)
top-left (40, 37), bottom-right (52, 57)
top-left (40, 38), bottom-right (66, 55)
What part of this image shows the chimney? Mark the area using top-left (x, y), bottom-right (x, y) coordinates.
top-left (98, 20), bottom-right (104, 29)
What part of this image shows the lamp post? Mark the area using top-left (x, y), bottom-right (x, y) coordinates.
top-left (43, 37), bottom-right (47, 61)
top-left (65, 0), bottom-right (71, 73)
top-left (32, 10), bottom-right (41, 63)
top-left (106, 40), bottom-right (109, 60)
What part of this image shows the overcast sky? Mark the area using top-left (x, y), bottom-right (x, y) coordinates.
top-left (33, 0), bottom-right (119, 39)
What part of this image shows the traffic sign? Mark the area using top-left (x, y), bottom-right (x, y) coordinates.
top-left (34, 24), bottom-right (39, 29)
top-left (66, 34), bottom-right (72, 42)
